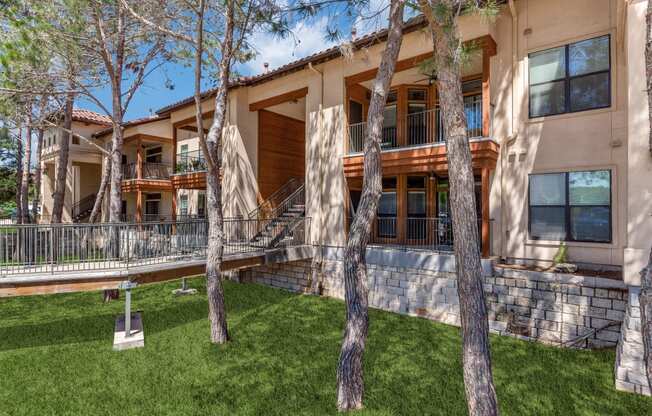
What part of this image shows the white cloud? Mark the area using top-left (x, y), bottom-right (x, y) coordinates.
top-left (242, 16), bottom-right (337, 75)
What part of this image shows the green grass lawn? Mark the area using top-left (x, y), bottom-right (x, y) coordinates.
top-left (0, 278), bottom-right (650, 415)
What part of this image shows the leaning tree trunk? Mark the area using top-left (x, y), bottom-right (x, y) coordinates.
top-left (420, 1), bottom-right (499, 415)
top-left (203, 0), bottom-right (231, 344)
top-left (51, 93), bottom-right (74, 224)
top-left (89, 154), bottom-right (112, 224)
top-left (336, 0), bottom-right (405, 411)
top-left (20, 117), bottom-right (32, 224)
top-left (32, 127), bottom-right (44, 221)
top-left (15, 128), bottom-right (23, 225)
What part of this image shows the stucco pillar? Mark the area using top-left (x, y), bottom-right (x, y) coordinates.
top-left (624, 0), bottom-right (651, 286)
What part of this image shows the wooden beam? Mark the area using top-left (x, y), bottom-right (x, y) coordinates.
top-left (481, 167), bottom-right (490, 258)
top-left (249, 87), bottom-right (309, 112)
top-left (345, 35), bottom-right (497, 86)
top-left (482, 47), bottom-right (491, 137)
top-left (136, 190), bottom-right (143, 223)
top-left (178, 125), bottom-right (209, 134)
top-left (136, 137), bottom-right (143, 180)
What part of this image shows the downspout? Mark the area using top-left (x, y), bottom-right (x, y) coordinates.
top-left (308, 62), bottom-right (325, 294)
top-left (501, 0), bottom-right (519, 261)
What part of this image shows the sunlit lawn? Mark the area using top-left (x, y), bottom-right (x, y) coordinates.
top-left (0, 278), bottom-right (650, 415)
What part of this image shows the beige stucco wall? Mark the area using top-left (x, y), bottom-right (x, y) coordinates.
top-left (40, 120), bottom-right (106, 221)
top-left (491, 0), bottom-right (631, 267)
top-left (624, 0), bottom-right (651, 285)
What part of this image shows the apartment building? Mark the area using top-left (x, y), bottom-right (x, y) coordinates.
top-left (36, 0), bottom-right (652, 394)
top-left (40, 109), bottom-right (111, 222)
top-left (40, 0), bottom-right (652, 280)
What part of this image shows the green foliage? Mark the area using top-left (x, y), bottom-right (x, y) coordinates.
top-left (553, 242), bottom-right (568, 265)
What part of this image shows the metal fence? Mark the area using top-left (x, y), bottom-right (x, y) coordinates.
top-left (0, 217), bottom-right (310, 277)
top-left (348, 216), bottom-right (482, 252)
top-left (348, 98), bottom-right (485, 154)
top-left (176, 150), bottom-right (207, 174)
top-left (123, 162), bottom-right (173, 180)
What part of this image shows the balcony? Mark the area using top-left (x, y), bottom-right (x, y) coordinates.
top-left (347, 98), bottom-right (484, 154)
top-left (175, 150), bottom-right (207, 174)
top-left (350, 216), bottom-right (482, 253)
top-left (170, 150), bottom-right (208, 190)
top-left (123, 162), bottom-right (172, 180)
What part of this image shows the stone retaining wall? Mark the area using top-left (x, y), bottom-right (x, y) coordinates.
top-left (614, 288), bottom-right (651, 396)
top-left (239, 248), bottom-right (628, 348)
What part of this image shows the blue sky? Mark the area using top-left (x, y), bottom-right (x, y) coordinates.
top-left (76, 1), bottom-right (390, 121)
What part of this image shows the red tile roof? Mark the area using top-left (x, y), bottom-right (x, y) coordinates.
top-left (156, 14), bottom-right (430, 115)
top-left (71, 109), bottom-right (112, 126)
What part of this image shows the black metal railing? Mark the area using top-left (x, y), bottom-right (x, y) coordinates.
top-left (122, 162), bottom-right (172, 180)
top-left (72, 194), bottom-right (96, 220)
top-left (347, 216), bottom-right (482, 252)
top-left (348, 98), bottom-right (485, 154)
top-left (0, 217), bottom-right (311, 277)
top-left (175, 150), bottom-right (207, 174)
top-left (248, 177), bottom-right (304, 220)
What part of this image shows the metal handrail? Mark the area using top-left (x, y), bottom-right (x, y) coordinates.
top-left (248, 177), bottom-right (304, 220)
top-left (72, 193), bottom-right (96, 219)
top-left (0, 217), bottom-right (311, 277)
top-left (347, 97), bottom-right (485, 154)
top-left (122, 162), bottom-right (172, 180)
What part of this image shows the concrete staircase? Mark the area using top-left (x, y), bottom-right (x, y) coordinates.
top-left (614, 287), bottom-right (651, 396)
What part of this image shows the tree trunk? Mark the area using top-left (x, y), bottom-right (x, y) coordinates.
top-left (32, 127), bottom-right (44, 221)
top-left (20, 117), bottom-right (32, 224)
top-left (336, 0), bottom-right (405, 411)
top-left (15, 128), bottom-right (23, 225)
top-left (51, 93), bottom-right (74, 224)
top-left (88, 154), bottom-right (112, 223)
top-left (420, 1), bottom-right (499, 415)
top-left (203, 0), bottom-right (230, 344)
top-left (640, 249), bottom-right (652, 390)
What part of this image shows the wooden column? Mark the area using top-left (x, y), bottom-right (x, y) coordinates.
top-left (172, 126), bottom-right (177, 173)
top-left (136, 190), bottom-right (143, 223)
top-left (481, 167), bottom-right (490, 258)
top-left (482, 48), bottom-right (491, 138)
top-left (136, 137), bottom-right (143, 180)
top-left (171, 189), bottom-right (177, 222)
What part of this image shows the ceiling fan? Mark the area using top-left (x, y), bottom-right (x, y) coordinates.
top-left (414, 70), bottom-right (438, 85)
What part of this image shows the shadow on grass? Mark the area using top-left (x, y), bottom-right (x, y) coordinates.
top-left (0, 278), bottom-right (650, 416)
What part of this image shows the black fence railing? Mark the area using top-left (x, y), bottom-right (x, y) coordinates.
top-left (175, 150), bottom-right (207, 174)
top-left (0, 217), bottom-right (311, 277)
top-left (348, 216), bottom-right (482, 252)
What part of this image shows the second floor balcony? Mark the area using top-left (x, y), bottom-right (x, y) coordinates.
top-left (123, 162), bottom-right (173, 180)
top-left (347, 96), bottom-right (485, 154)
top-left (175, 150), bottom-right (207, 174)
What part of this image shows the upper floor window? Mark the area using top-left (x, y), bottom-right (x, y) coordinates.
top-left (529, 170), bottom-right (611, 243)
top-left (528, 35), bottom-right (610, 118)
top-left (146, 146), bottom-right (163, 163)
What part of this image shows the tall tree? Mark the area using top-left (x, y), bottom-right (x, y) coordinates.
top-left (14, 127), bottom-right (23, 224)
top-left (51, 92), bottom-right (73, 223)
top-left (640, 0), bottom-right (652, 392)
top-left (336, 0), bottom-right (405, 411)
top-left (417, 1), bottom-right (499, 415)
top-left (19, 109), bottom-right (31, 223)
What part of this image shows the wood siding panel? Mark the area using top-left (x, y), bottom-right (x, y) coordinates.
top-left (258, 110), bottom-right (305, 199)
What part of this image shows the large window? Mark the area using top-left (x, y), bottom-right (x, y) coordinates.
top-left (529, 35), bottom-right (610, 118)
top-left (529, 170), bottom-right (611, 242)
top-left (377, 177), bottom-right (397, 238)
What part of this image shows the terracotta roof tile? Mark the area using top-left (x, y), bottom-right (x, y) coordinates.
top-left (71, 109), bottom-right (112, 126)
top-left (156, 15), bottom-right (429, 115)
